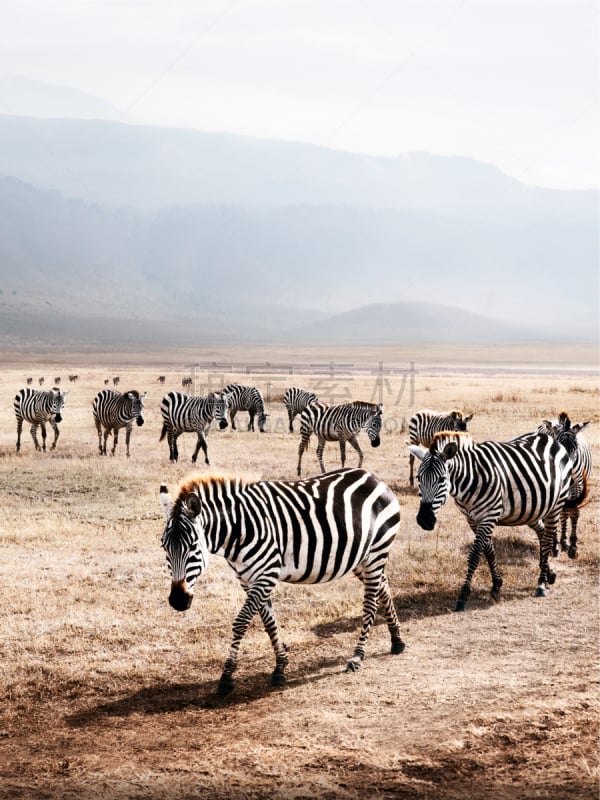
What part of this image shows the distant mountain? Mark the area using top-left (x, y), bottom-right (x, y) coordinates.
top-left (0, 76), bottom-right (125, 122)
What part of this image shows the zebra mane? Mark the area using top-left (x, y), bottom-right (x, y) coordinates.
top-left (172, 474), bottom-right (247, 514)
top-left (430, 431), bottom-right (474, 453)
top-left (349, 401), bottom-right (382, 412)
top-left (124, 389), bottom-right (141, 398)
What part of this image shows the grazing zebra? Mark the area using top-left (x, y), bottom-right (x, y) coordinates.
top-left (159, 468), bottom-right (404, 694)
top-left (159, 391), bottom-right (229, 464)
top-left (538, 412), bottom-right (592, 559)
top-left (68, 374), bottom-right (79, 383)
top-left (93, 389), bottom-right (147, 457)
top-left (409, 431), bottom-right (573, 610)
top-left (221, 383), bottom-right (268, 432)
top-left (14, 386), bottom-right (66, 452)
top-left (408, 409), bottom-right (473, 487)
top-left (283, 387), bottom-right (318, 433)
top-left (297, 401), bottom-right (383, 476)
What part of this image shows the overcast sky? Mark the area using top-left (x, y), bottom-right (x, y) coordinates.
top-left (1, 0), bottom-right (598, 190)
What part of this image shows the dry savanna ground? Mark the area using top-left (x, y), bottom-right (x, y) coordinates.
top-left (0, 344), bottom-right (598, 800)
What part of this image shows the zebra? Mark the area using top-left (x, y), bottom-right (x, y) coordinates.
top-left (221, 383), bottom-right (268, 432)
top-left (26, 377), bottom-right (33, 385)
top-left (408, 409), bottom-right (473, 487)
top-left (54, 377), bottom-right (61, 385)
top-left (14, 386), bottom-right (67, 452)
top-left (159, 391), bottom-right (229, 464)
top-left (409, 431), bottom-right (573, 611)
top-left (113, 376), bottom-right (120, 387)
top-left (182, 376), bottom-right (193, 389)
top-left (68, 374), bottom-right (79, 383)
top-left (283, 387), bottom-right (318, 433)
top-left (92, 389), bottom-right (147, 457)
top-left (38, 377), bottom-right (45, 386)
top-left (159, 467), bottom-right (405, 694)
top-left (537, 412), bottom-right (592, 559)
top-left (297, 401), bottom-right (383, 476)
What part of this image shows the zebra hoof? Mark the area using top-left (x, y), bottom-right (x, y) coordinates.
top-left (343, 656), bottom-right (362, 673)
top-left (391, 640), bottom-right (405, 655)
top-left (568, 547), bottom-right (578, 560)
top-left (534, 586), bottom-right (547, 598)
top-left (216, 679), bottom-right (235, 696)
top-left (270, 671), bottom-right (287, 687)
top-left (454, 600), bottom-right (467, 612)
top-left (552, 546), bottom-right (559, 558)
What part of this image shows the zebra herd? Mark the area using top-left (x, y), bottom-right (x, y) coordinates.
top-left (157, 403), bottom-right (592, 692)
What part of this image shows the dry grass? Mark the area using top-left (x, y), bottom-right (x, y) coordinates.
top-left (0, 344), bottom-right (598, 799)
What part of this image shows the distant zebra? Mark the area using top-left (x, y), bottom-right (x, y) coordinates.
top-left (283, 387), bottom-right (318, 433)
top-left (68, 374), bottom-right (79, 383)
top-left (159, 468), bottom-right (404, 694)
top-left (93, 389), bottom-right (147, 457)
top-left (539, 412), bottom-right (592, 559)
top-left (14, 386), bottom-right (66, 452)
top-left (156, 376), bottom-right (166, 384)
top-left (54, 377), bottom-right (61, 385)
top-left (221, 383), bottom-right (268, 432)
top-left (26, 377), bottom-right (33, 385)
top-left (297, 401), bottom-right (383, 476)
top-left (159, 391), bottom-right (229, 464)
top-left (113, 376), bottom-right (120, 387)
top-left (38, 377), bottom-right (45, 386)
top-left (408, 409), bottom-right (473, 487)
top-left (182, 376), bottom-right (193, 390)
top-left (410, 431), bottom-right (573, 610)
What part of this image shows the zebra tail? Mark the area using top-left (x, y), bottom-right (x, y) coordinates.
top-left (159, 423), bottom-right (168, 442)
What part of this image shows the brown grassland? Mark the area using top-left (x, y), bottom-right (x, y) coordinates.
top-left (0, 343), bottom-right (598, 800)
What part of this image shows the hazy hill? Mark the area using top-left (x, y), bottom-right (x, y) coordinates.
top-left (0, 76), bottom-right (125, 122)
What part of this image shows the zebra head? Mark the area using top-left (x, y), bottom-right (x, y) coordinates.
top-left (451, 411), bottom-right (473, 431)
top-left (211, 392), bottom-right (229, 430)
top-left (50, 387), bottom-right (67, 423)
top-left (409, 441), bottom-right (457, 530)
top-left (127, 391), bottom-right (147, 426)
top-left (258, 410), bottom-right (269, 433)
top-left (159, 485), bottom-right (209, 612)
top-left (366, 404), bottom-right (383, 448)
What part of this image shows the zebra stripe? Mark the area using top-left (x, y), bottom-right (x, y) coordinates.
top-left (92, 389), bottom-right (147, 457)
top-left (283, 387), bottom-right (318, 433)
top-left (14, 387), bottom-right (66, 452)
top-left (410, 431), bottom-right (572, 610)
top-left (159, 468), bottom-right (404, 693)
top-left (159, 391), bottom-right (228, 464)
top-left (297, 401), bottom-right (383, 476)
top-left (408, 409), bottom-right (473, 487)
top-left (221, 384), bottom-right (268, 432)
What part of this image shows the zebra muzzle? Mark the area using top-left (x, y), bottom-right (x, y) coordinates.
top-left (54, 414), bottom-right (63, 423)
top-left (219, 420), bottom-right (228, 430)
top-left (169, 581), bottom-right (194, 611)
top-left (416, 503), bottom-right (437, 531)
top-left (371, 436), bottom-right (381, 448)
top-left (136, 416), bottom-right (145, 427)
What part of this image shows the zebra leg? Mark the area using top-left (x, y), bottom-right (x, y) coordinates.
top-left (559, 511), bottom-right (569, 554)
top-left (16, 418), bottom-right (23, 452)
top-left (103, 428), bottom-right (111, 456)
top-left (535, 510), bottom-right (559, 597)
top-left (39, 422), bottom-right (47, 451)
top-left (111, 427), bottom-right (119, 456)
top-left (409, 452), bottom-right (415, 488)
top-left (167, 431), bottom-right (178, 463)
top-left (217, 579), bottom-right (276, 695)
top-left (288, 411), bottom-right (294, 434)
top-left (347, 436), bottom-right (363, 468)
top-left (247, 412), bottom-right (254, 432)
top-left (95, 420), bottom-right (104, 455)
top-left (124, 422), bottom-right (133, 457)
top-left (49, 419), bottom-right (60, 450)
top-left (258, 600), bottom-right (289, 687)
top-left (192, 432), bottom-right (209, 465)
top-left (482, 538), bottom-right (503, 602)
top-left (455, 524), bottom-right (493, 611)
top-left (344, 571), bottom-right (385, 672)
top-left (316, 438), bottom-right (326, 473)
top-left (565, 508), bottom-right (579, 560)
top-left (377, 574), bottom-right (405, 654)
top-left (230, 410), bottom-right (237, 431)
top-left (29, 422), bottom-right (42, 451)
top-left (297, 433), bottom-right (310, 476)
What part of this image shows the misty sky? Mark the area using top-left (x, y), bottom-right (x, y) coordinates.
top-left (1, 0), bottom-right (598, 190)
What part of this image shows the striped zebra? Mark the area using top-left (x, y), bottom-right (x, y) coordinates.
top-left (297, 401), bottom-right (383, 476)
top-left (408, 409), bottom-right (473, 487)
top-left (409, 431), bottom-right (573, 611)
top-left (159, 468), bottom-right (404, 694)
top-left (93, 389), bottom-right (147, 457)
top-left (283, 387), bottom-right (318, 433)
top-left (538, 412), bottom-right (592, 559)
top-left (221, 383), bottom-right (268, 432)
top-left (14, 386), bottom-right (66, 452)
top-left (159, 391), bottom-right (229, 464)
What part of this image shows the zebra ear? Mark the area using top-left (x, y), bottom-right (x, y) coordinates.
top-left (463, 413), bottom-right (473, 423)
top-left (185, 493), bottom-right (201, 518)
top-left (408, 444), bottom-right (427, 461)
top-left (572, 420), bottom-right (591, 435)
top-left (159, 484), bottom-right (173, 519)
top-left (442, 442), bottom-right (458, 461)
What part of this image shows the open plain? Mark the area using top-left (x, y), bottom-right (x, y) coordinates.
top-left (0, 343), bottom-right (598, 800)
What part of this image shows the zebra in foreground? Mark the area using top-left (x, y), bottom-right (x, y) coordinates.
top-left (297, 401), bottom-right (383, 476)
top-left (283, 387), bottom-right (318, 433)
top-left (159, 391), bottom-right (229, 464)
top-left (408, 409), bottom-right (473, 487)
top-left (93, 389), bottom-right (147, 457)
top-left (409, 431), bottom-right (573, 611)
top-left (221, 384), bottom-right (268, 432)
top-left (538, 412), bottom-right (592, 559)
top-left (159, 468), bottom-right (404, 694)
top-left (14, 386), bottom-right (67, 452)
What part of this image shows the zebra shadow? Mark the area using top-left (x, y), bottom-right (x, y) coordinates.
top-left (65, 654), bottom-right (358, 724)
